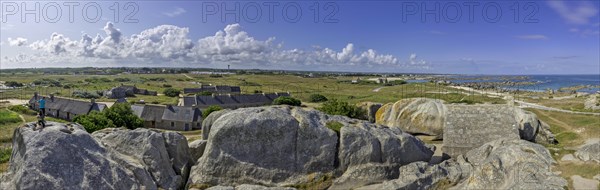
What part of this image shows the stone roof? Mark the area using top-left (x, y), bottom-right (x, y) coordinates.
top-left (183, 85), bottom-right (241, 94)
top-left (182, 92), bottom-right (291, 108)
top-left (29, 94), bottom-right (107, 116)
top-left (139, 105), bottom-right (165, 122)
top-left (162, 105), bottom-right (201, 122)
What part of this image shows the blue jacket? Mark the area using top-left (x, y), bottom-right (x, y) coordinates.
top-left (39, 99), bottom-right (46, 109)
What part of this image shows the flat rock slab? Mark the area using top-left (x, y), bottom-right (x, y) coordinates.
top-left (571, 175), bottom-right (599, 190)
top-left (443, 105), bottom-right (520, 157)
top-left (561, 154), bottom-right (576, 162)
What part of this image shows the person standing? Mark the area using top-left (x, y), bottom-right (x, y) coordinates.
top-left (38, 96), bottom-right (46, 116)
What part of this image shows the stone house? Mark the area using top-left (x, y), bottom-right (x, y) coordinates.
top-left (29, 93), bottom-right (107, 121)
top-left (180, 92), bottom-right (291, 109)
top-left (131, 104), bottom-right (202, 131)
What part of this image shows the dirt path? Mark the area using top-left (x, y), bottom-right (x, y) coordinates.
top-left (517, 100), bottom-right (600, 116)
top-left (372, 87), bottom-right (385, 92)
top-left (182, 74), bottom-right (194, 79)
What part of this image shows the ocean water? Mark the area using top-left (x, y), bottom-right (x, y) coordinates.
top-left (447, 75), bottom-right (600, 93)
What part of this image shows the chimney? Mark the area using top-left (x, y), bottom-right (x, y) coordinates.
top-left (34, 92), bottom-right (38, 99)
top-left (91, 98), bottom-right (95, 104)
top-left (227, 93), bottom-right (231, 97)
top-left (50, 93), bottom-right (55, 101)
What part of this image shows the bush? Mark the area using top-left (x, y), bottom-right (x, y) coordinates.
top-left (202, 105), bottom-right (222, 118)
top-left (72, 90), bottom-right (101, 99)
top-left (149, 78), bottom-right (166, 82)
top-left (309, 94), bottom-right (328, 103)
top-left (239, 81), bottom-right (261, 86)
top-left (5, 81), bottom-right (23, 87)
top-left (163, 84), bottom-right (172, 88)
top-left (0, 148), bottom-right (11, 164)
top-left (73, 111), bottom-right (115, 133)
top-left (318, 99), bottom-right (365, 119)
top-left (8, 105), bottom-right (36, 115)
top-left (163, 88), bottom-right (180, 97)
top-left (273, 96), bottom-right (302, 106)
top-left (113, 78), bottom-right (131, 82)
top-left (197, 91), bottom-right (213, 96)
top-left (0, 110), bottom-right (21, 125)
top-left (102, 103), bottom-right (144, 130)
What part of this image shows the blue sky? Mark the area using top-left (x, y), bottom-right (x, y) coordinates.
top-left (0, 0), bottom-right (599, 74)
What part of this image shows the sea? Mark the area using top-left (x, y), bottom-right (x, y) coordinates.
top-left (409, 75), bottom-right (600, 93)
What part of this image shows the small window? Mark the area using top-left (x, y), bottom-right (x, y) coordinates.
top-left (171, 122), bottom-right (174, 127)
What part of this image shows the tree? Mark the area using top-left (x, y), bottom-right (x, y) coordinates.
top-left (318, 99), bottom-right (365, 119)
top-left (163, 88), bottom-right (180, 97)
top-left (202, 105), bottom-right (223, 118)
top-left (73, 111), bottom-right (116, 133)
top-left (103, 103), bottom-right (143, 129)
top-left (309, 94), bottom-right (328, 102)
top-left (273, 96), bottom-right (302, 106)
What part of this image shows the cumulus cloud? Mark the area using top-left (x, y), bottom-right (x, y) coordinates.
top-left (547, 1), bottom-right (598, 25)
top-left (8, 22), bottom-right (427, 70)
top-left (163, 7), bottom-right (186, 17)
top-left (516, 35), bottom-right (548, 40)
top-left (8, 37), bottom-right (28, 46)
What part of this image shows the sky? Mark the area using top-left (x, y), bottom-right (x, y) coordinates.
top-left (0, 0), bottom-right (599, 75)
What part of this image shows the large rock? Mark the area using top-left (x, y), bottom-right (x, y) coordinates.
top-left (515, 109), bottom-right (557, 144)
top-left (376, 98), bottom-right (447, 138)
top-left (574, 142), bottom-right (600, 163)
top-left (187, 106), bottom-right (434, 187)
top-left (92, 128), bottom-right (193, 189)
top-left (356, 102), bottom-right (382, 122)
top-left (0, 122), bottom-right (157, 190)
top-left (189, 139), bottom-right (207, 162)
top-left (357, 139), bottom-right (567, 190)
top-left (202, 109), bottom-right (232, 140)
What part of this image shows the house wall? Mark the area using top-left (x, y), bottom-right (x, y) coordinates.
top-left (153, 121), bottom-right (199, 131)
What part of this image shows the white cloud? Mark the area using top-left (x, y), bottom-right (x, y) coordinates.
top-left (568, 27), bottom-right (600, 37)
top-left (163, 7), bottom-right (186, 17)
top-left (547, 1), bottom-right (598, 25)
top-left (7, 22), bottom-right (427, 70)
top-left (8, 37), bottom-right (28, 46)
top-left (426, 30), bottom-right (445, 35)
top-left (516, 35), bottom-right (548, 40)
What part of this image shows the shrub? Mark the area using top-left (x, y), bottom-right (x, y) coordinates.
top-left (113, 78), bottom-right (131, 82)
top-left (72, 90), bottom-right (101, 99)
top-left (176, 79), bottom-right (185, 81)
top-left (239, 81), bottom-right (261, 86)
top-left (102, 103), bottom-right (143, 129)
top-left (197, 91), bottom-right (213, 96)
top-left (8, 105), bottom-right (36, 115)
top-left (0, 148), bottom-right (11, 163)
top-left (5, 81), bottom-right (23, 87)
top-left (309, 94), bottom-right (328, 103)
top-left (73, 111), bottom-right (115, 133)
top-left (273, 96), bottom-right (302, 106)
top-left (202, 105), bottom-right (222, 118)
top-left (163, 88), bottom-right (180, 97)
top-left (149, 77), bottom-right (166, 82)
top-left (163, 84), bottom-right (172, 88)
top-left (318, 99), bottom-right (365, 119)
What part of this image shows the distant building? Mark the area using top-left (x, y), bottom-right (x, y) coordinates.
top-left (131, 104), bottom-right (202, 131)
top-left (352, 77), bottom-right (361, 84)
top-left (105, 84), bottom-right (157, 99)
top-left (183, 85), bottom-right (241, 95)
top-left (180, 92), bottom-right (290, 109)
top-left (29, 93), bottom-right (107, 121)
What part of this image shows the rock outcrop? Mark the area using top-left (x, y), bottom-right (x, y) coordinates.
top-left (574, 142), bottom-right (600, 163)
top-left (356, 102), bottom-right (382, 122)
top-left (358, 139), bottom-right (567, 190)
top-left (376, 98), bottom-right (557, 147)
top-left (189, 139), bottom-right (207, 162)
top-left (201, 109), bottom-right (232, 140)
top-left (376, 98), bottom-right (446, 138)
top-left (187, 106), bottom-right (434, 188)
top-left (0, 122), bottom-right (192, 190)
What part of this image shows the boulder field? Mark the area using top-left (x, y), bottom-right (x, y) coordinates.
top-left (0, 106), bottom-right (568, 189)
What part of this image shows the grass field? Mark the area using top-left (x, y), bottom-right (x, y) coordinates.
top-left (1, 73), bottom-right (506, 106)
